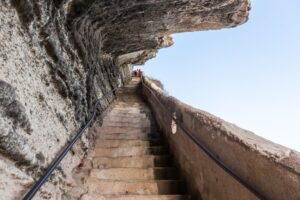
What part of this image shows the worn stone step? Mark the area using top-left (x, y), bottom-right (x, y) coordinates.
top-left (106, 113), bottom-right (147, 118)
top-left (90, 168), bottom-right (178, 180)
top-left (103, 117), bottom-right (150, 124)
top-left (117, 93), bottom-right (142, 95)
top-left (96, 127), bottom-right (151, 134)
top-left (92, 155), bottom-right (172, 169)
top-left (114, 102), bottom-right (145, 105)
top-left (97, 133), bottom-right (161, 140)
top-left (108, 107), bottom-right (145, 111)
top-left (109, 109), bottom-right (146, 114)
top-left (107, 113), bottom-right (146, 117)
top-left (117, 87), bottom-right (139, 90)
top-left (116, 100), bottom-right (144, 104)
top-left (108, 111), bottom-right (146, 116)
top-left (104, 115), bottom-right (148, 121)
top-left (117, 86), bottom-right (138, 92)
top-left (116, 92), bottom-right (140, 96)
top-left (116, 95), bottom-right (142, 99)
top-left (102, 121), bottom-right (151, 128)
top-left (111, 106), bottom-right (148, 110)
top-left (86, 178), bottom-right (185, 195)
top-left (81, 194), bottom-right (191, 200)
top-left (116, 88), bottom-right (139, 93)
top-left (112, 107), bottom-right (148, 111)
top-left (94, 146), bottom-right (168, 157)
top-left (103, 118), bottom-right (152, 123)
top-left (95, 139), bottom-right (164, 148)
top-left (114, 103), bottom-right (147, 107)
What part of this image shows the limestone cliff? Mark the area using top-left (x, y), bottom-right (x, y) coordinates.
top-left (0, 0), bottom-right (250, 199)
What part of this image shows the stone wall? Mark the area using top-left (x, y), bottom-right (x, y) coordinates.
top-left (0, 0), bottom-right (250, 199)
top-left (0, 1), bottom-right (126, 199)
top-left (142, 76), bottom-right (300, 200)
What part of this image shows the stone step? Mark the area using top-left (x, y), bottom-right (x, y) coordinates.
top-left (111, 107), bottom-right (147, 111)
top-left (118, 85), bottom-right (139, 89)
top-left (117, 88), bottom-right (139, 93)
top-left (90, 168), bottom-right (178, 180)
top-left (81, 194), bottom-right (190, 200)
top-left (114, 101), bottom-right (145, 104)
top-left (102, 121), bottom-right (151, 128)
top-left (105, 115), bottom-right (148, 120)
top-left (97, 133), bottom-right (161, 140)
top-left (114, 103), bottom-right (147, 107)
top-left (92, 155), bottom-right (172, 169)
top-left (116, 99), bottom-right (144, 103)
top-left (96, 126), bottom-right (151, 134)
top-left (86, 178), bottom-right (186, 195)
top-left (103, 117), bottom-right (150, 123)
top-left (112, 106), bottom-right (148, 110)
top-left (116, 99), bottom-right (144, 102)
top-left (107, 112), bottom-right (146, 117)
top-left (117, 91), bottom-right (140, 94)
top-left (117, 88), bottom-right (137, 95)
top-left (116, 95), bottom-right (141, 99)
top-left (108, 111), bottom-right (148, 115)
top-left (111, 106), bottom-right (148, 110)
top-left (104, 113), bottom-right (149, 119)
top-left (95, 139), bottom-right (164, 148)
top-left (109, 109), bottom-right (146, 114)
top-left (94, 146), bottom-right (168, 157)
top-left (116, 91), bottom-right (140, 95)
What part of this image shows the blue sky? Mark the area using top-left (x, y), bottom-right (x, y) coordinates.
top-left (138, 0), bottom-right (300, 151)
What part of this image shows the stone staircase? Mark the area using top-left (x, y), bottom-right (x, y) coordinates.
top-left (80, 78), bottom-right (191, 200)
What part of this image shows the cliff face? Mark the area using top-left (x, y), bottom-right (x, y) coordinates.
top-left (0, 0), bottom-right (250, 199)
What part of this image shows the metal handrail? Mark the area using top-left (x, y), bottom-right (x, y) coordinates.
top-left (141, 76), bottom-right (268, 200)
top-left (23, 88), bottom-right (118, 200)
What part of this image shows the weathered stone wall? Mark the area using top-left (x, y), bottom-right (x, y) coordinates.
top-left (0, 0), bottom-right (250, 199)
top-left (0, 1), bottom-right (127, 199)
top-left (142, 76), bottom-right (300, 200)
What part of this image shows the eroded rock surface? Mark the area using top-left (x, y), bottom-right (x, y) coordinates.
top-left (0, 0), bottom-right (250, 199)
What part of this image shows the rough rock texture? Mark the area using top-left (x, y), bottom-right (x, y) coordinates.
top-left (0, 0), bottom-right (250, 199)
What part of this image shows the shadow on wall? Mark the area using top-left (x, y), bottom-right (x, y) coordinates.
top-left (142, 76), bottom-right (300, 200)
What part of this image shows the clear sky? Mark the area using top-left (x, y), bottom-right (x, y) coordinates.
top-left (138, 0), bottom-right (300, 151)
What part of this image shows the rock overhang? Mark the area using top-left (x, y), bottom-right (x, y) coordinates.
top-left (69, 0), bottom-right (251, 66)
top-left (0, 0), bottom-right (251, 198)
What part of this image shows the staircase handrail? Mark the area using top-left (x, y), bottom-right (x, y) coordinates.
top-left (23, 88), bottom-right (118, 200)
top-left (141, 75), bottom-right (268, 200)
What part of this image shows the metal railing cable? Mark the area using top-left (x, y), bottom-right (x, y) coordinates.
top-left (23, 88), bottom-right (118, 200)
top-left (141, 76), bottom-right (268, 200)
